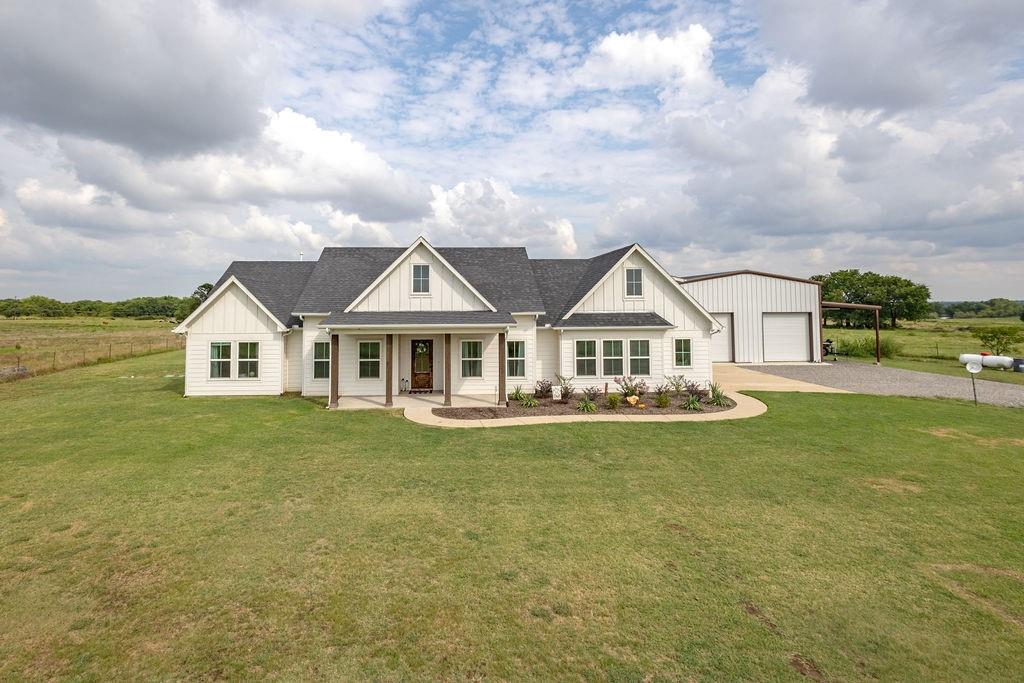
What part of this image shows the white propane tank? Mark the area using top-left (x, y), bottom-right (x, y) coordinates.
top-left (959, 353), bottom-right (983, 365)
top-left (960, 353), bottom-right (1014, 369)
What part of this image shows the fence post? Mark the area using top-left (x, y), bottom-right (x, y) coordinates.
top-left (52, 351), bottom-right (56, 369)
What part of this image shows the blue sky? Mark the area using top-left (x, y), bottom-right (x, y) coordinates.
top-left (1, 0), bottom-right (1022, 299)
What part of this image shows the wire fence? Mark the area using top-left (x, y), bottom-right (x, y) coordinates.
top-left (0, 336), bottom-right (184, 382)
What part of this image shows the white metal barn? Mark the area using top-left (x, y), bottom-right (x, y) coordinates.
top-left (678, 271), bottom-right (822, 363)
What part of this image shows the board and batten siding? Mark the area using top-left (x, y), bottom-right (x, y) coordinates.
top-left (681, 273), bottom-right (822, 363)
top-left (351, 243), bottom-right (489, 312)
top-left (534, 328), bottom-right (559, 384)
top-left (557, 329), bottom-right (712, 388)
top-left (284, 330), bottom-right (303, 392)
top-left (183, 282), bottom-right (285, 396)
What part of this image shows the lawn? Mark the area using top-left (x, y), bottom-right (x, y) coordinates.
top-left (1, 353), bottom-right (1023, 680)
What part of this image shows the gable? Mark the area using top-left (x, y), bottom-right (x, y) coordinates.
top-left (184, 281), bottom-right (283, 334)
top-left (569, 249), bottom-right (716, 330)
top-left (349, 243), bottom-right (492, 313)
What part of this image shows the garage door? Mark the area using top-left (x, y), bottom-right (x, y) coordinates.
top-left (763, 313), bottom-right (810, 362)
top-left (711, 313), bottom-right (733, 362)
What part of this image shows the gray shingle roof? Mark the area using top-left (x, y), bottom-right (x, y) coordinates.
top-left (214, 261), bottom-right (316, 327)
top-left (531, 244), bottom-right (634, 325)
top-left (437, 247), bottom-right (545, 313)
top-left (553, 312), bottom-right (672, 328)
top-left (292, 247), bottom-right (405, 315)
top-left (322, 311), bottom-right (515, 326)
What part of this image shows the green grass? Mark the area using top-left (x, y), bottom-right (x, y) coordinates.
top-left (2, 353), bottom-right (1023, 680)
top-left (827, 317), bottom-right (1024, 361)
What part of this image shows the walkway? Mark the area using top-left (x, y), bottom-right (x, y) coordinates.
top-left (335, 393), bottom-right (496, 410)
top-left (713, 363), bottom-right (849, 393)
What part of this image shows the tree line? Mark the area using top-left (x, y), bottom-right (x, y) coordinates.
top-left (931, 298), bottom-right (1024, 320)
top-left (0, 284), bottom-right (213, 321)
top-left (810, 269), bottom-right (932, 328)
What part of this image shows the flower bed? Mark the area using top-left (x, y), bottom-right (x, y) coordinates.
top-left (433, 393), bottom-right (736, 420)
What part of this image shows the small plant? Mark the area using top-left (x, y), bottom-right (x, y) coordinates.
top-left (682, 393), bottom-right (704, 411)
top-left (605, 393), bottom-right (621, 410)
top-left (576, 398), bottom-right (597, 413)
top-left (653, 383), bottom-right (670, 397)
top-left (509, 385), bottom-right (526, 401)
top-left (684, 379), bottom-right (709, 401)
top-left (708, 382), bottom-right (727, 407)
top-left (665, 374), bottom-right (686, 397)
top-left (655, 393), bottom-right (671, 408)
top-left (614, 376), bottom-right (648, 398)
top-left (519, 395), bottom-right (539, 408)
top-left (583, 386), bottom-right (601, 401)
top-left (556, 373), bottom-right (575, 403)
top-left (534, 379), bottom-right (553, 399)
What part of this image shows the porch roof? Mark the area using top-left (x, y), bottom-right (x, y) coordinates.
top-left (320, 310), bottom-right (515, 329)
top-left (553, 312), bottom-right (672, 329)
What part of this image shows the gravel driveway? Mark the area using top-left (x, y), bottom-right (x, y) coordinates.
top-left (750, 361), bottom-right (1024, 408)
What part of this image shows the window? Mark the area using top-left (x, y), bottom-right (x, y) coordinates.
top-left (674, 338), bottom-right (692, 367)
top-left (507, 340), bottom-right (526, 377)
top-left (625, 267), bottom-right (643, 297)
top-left (461, 340), bottom-right (482, 377)
top-left (575, 340), bottom-right (597, 376)
top-left (358, 341), bottom-right (381, 379)
top-left (209, 342), bottom-right (231, 379)
top-left (313, 341), bottom-right (330, 379)
top-left (238, 342), bottom-right (259, 379)
top-left (602, 340), bottom-right (623, 376)
top-left (629, 339), bottom-right (650, 375)
top-left (412, 264), bottom-right (430, 294)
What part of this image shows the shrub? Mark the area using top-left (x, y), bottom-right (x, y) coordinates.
top-left (509, 385), bottom-right (526, 401)
top-left (582, 386), bottom-right (601, 401)
top-left (655, 393), bottom-right (671, 408)
top-left (708, 382), bottom-right (727, 407)
top-left (556, 374), bottom-right (575, 403)
top-left (665, 374), bottom-right (687, 397)
top-left (684, 379), bottom-right (709, 401)
top-left (614, 376), bottom-right (648, 397)
top-left (971, 326), bottom-right (1024, 356)
top-left (682, 394), bottom-right (704, 411)
top-left (653, 383), bottom-right (670, 397)
top-left (576, 398), bottom-right (597, 413)
top-left (839, 335), bottom-right (903, 358)
top-left (534, 379), bottom-right (553, 399)
top-left (605, 393), bottom-right (621, 410)
top-left (519, 395), bottom-right (539, 408)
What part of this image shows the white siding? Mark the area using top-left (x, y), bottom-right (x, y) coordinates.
top-left (351, 244), bottom-right (488, 312)
top-left (506, 315), bottom-right (536, 392)
top-left (284, 330), bottom-right (303, 392)
top-left (535, 328), bottom-right (559, 385)
top-left (301, 316), bottom-right (331, 397)
top-left (557, 329), bottom-right (712, 389)
top-left (682, 273), bottom-right (822, 363)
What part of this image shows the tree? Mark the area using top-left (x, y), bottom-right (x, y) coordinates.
top-left (971, 327), bottom-right (1024, 356)
top-left (874, 274), bottom-right (932, 328)
top-left (174, 282), bottom-right (215, 321)
top-left (812, 269), bottom-right (931, 328)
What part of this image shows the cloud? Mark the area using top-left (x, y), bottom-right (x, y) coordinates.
top-left (0, 0), bottom-right (266, 155)
top-left (575, 25), bottom-right (716, 92)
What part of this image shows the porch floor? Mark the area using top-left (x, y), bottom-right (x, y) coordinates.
top-left (334, 393), bottom-right (498, 410)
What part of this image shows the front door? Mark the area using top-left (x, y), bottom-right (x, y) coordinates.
top-left (411, 339), bottom-right (433, 391)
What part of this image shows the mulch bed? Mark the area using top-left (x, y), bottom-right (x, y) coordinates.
top-left (433, 394), bottom-right (736, 420)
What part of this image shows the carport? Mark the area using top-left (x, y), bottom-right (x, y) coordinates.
top-left (820, 301), bottom-right (882, 364)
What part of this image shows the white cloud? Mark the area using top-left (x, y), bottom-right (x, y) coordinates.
top-left (575, 25), bottom-right (716, 92)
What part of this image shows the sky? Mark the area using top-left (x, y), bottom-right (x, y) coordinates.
top-left (1, 0), bottom-right (1022, 301)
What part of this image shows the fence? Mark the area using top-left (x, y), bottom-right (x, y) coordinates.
top-left (0, 335), bottom-right (184, 381)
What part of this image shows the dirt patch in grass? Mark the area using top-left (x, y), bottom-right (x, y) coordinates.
top-left (741, 601), bottom-right (780, 635)
top-left (864, 478), bottom-right (922, 494)
top-left (789, 654), bottom-right (825, 681)
top-left (926, 564), bottom-right (1024, 631)
top-left (434, 395), bottom-right (735, 420)
top-left (920, 427), bottom-right (1024, 448)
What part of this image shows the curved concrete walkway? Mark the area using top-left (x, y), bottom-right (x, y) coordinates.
top-left (403, 391), bottom-right (767, 428)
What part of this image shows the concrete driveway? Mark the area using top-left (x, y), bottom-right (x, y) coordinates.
top-left (714, 363), bottom-right (849, 393)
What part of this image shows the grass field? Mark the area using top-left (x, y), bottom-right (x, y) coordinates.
top-left (0, 317), bottom-right (180, 377)
top-left (2, 353), bottom-right (1023, 680)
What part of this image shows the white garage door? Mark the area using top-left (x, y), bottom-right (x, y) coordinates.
top-left (711, 313), bottom-right (733, 362)
top-left (763, 313), bottom-right (810, 362)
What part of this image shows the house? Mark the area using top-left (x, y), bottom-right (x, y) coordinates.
top-left (173, 237), bottom-right (722, 406)
top-left (677, 271), bottom-right (823, 363)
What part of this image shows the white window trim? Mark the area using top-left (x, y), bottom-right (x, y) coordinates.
top-left (507, 339), bottom-right (526, 378)
top-left (628, 339), bottom-right (651, 376)
top-left (209, 341), bottom-right (232, 380)
top-left (461, 338), bottom-right (484, 378)
top-left (312, 340), bottom-right (331, 380)
top-left (357, 339), bottom-right (383, 380)
top-left (236, 341), bottom-right (261, 380)
top-left (411, 263), bottom-right (431, 296)
top-left (601, 339), bottom-right (624, 377)
top-left (673, 338), bottom-right (693, 368)
top-left (574, 339), bottom-right (598, 377)
top-left (624, 267), bottom-right (644, 299)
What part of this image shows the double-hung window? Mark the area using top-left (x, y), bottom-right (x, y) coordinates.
top-left (625, 268), bottom-right (643, 297)
top-left (313, 341), bottom-right (331, 379)
top-left (412, 264), bottom-right (430, 294)
top-left (209, 342), bottom-right (231, 379)
top-left (674, 339), bottom-right (692, 367)
top-left (575, 340), bottom-right (597, 376)
top-left (358, 341), bottom-right (381, 379)
top-left (602, 340), bottom-right (623, 376)
top-left (238, 342), bottom-right (259, 378)
top-left (629, 340), bottom-right (650, 375)
top-left (507, 340), bottom-right (526, 378)
top-left (461, 340), bottom-right (483, 377)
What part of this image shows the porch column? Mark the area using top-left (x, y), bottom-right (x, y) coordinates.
top-left (874, 308), bottom-right (881, 365)
top-left (328, 332), bottom-right (339, 409)
top-left (498, 331), bottom-right (507, 406)
top-left (444, 333), bottom-right (452, 406)
top-left (385, 333), bottom-right (394, 407)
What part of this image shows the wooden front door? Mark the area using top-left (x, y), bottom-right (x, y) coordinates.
top-left (411, 339), bottom-right (433, 391)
